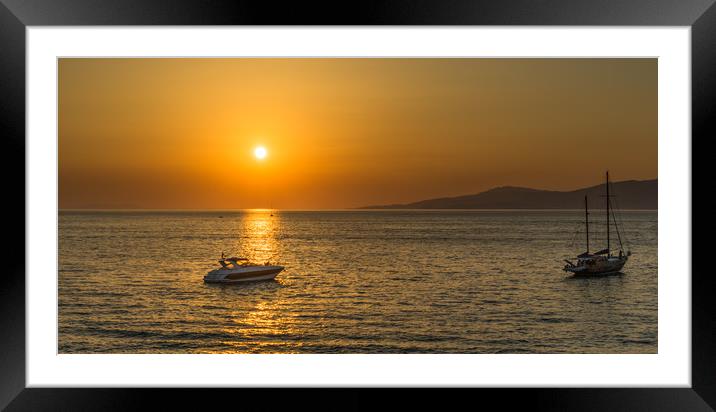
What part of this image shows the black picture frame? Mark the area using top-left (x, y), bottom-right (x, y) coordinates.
top-left (1, 0), bottom-right (712, 410)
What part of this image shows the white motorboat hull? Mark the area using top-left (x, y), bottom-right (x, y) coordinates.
top-left (204, 265), bottom-right (284, 283)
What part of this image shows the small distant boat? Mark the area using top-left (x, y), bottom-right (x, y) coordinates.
top-left (204, 255), bottom-right (284, 283)
top-left (563, 171), bottom-right (631, 276)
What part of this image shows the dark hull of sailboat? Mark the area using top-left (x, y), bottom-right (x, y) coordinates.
top-left (565, 257), bottom-right (627, 276)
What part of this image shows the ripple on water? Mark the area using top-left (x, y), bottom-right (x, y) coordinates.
top-left (59, 210), bottom-right (658, 354)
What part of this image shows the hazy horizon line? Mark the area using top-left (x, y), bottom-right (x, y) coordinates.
top-left (59, 177), bottom-right (657, 212)
top-left (59, 208), bottom-right (658, 212)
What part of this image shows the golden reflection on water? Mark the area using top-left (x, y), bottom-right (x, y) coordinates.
top-left (211, 211), bottom-right (302, 353)
top-left (218, 300), bottom-right (304, 353)
top-left (237, 209), bottom-right (280, 265)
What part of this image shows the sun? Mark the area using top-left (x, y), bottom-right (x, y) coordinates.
top-left (254, 146), bottom-right (267, 160)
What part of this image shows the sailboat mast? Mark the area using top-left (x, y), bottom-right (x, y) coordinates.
top-left (585, 195), bottom-right (589, 253)
top-left (606, 170), bottom-right (610, 255)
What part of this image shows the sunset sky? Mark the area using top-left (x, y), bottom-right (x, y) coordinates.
top-left (59, 58), bottom-right (656, 209)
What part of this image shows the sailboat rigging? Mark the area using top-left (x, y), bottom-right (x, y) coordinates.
top-left (563, 171), bottom-right (631, 276)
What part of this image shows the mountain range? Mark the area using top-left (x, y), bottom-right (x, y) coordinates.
top-left (359, 179), bottom-right (657, 210)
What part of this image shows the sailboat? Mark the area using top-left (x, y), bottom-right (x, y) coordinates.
top-left (563, 171), bottom-right (631, 276)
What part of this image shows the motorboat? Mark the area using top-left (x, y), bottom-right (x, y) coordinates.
top-left (563, 171), bottom-right (631, 276)
top-left (204, 256), bottom-right (284, 283)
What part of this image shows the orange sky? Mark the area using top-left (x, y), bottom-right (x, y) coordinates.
top-left (59, 58), bottom-right (656, 209)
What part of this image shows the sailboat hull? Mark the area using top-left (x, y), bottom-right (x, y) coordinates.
top-left (565, 256), bottom-right (628, 276)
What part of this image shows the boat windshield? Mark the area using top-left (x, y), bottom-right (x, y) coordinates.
top-left (219, 257), bottom-right (252, 267)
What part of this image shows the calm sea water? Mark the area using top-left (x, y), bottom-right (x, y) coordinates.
top-left (59, 210), bottom-right (657, 354)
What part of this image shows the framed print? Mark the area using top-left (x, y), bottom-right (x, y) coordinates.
top-left (1, 0), bottom-right (713, 410)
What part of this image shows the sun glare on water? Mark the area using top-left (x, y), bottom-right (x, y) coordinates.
top-left (254, 146), bottom-right (267, 160)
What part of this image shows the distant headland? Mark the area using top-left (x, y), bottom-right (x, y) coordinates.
top-left (359, 179), bottom-right (657, 210)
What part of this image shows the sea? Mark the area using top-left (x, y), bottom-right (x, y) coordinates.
top-left (58, 210), bottom-right (657, 354)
